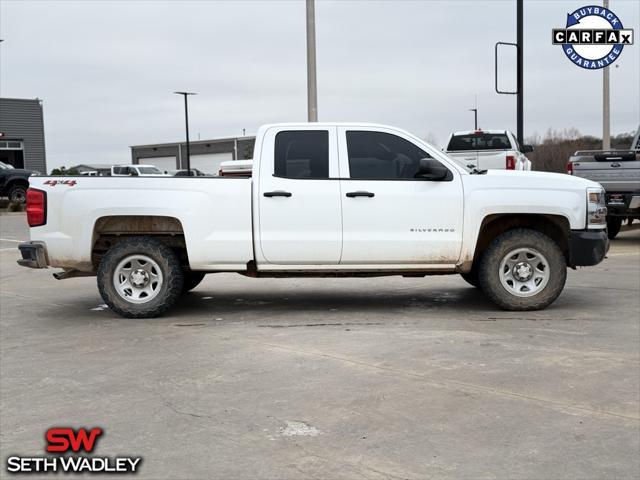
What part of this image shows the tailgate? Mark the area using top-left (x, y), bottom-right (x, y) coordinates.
top-left (573, 158), bottom-right (640, 192)
top-left (476, 151), bottom-right (510, 170)
top-left (447, 151), bottom-right (478, 169)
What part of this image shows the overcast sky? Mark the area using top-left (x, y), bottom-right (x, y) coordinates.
top-left (1, 0), bottom-right (639, 171)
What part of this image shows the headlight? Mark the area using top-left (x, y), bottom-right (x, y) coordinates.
top-left (587, 187), bottom-right (607, 229)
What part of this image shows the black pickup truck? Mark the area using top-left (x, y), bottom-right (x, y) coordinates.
top-left (0, 161), bottom-right (33, 204)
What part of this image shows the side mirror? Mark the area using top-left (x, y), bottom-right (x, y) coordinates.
top-left (416, 158), bottom-right (449, 181)
top-left (522, 144), bottom-right (534, 153)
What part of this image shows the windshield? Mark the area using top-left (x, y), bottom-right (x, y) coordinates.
top-left (447, 133), bottom-right (511, 151)
top-left (0, 161), bottom-right (14, 170)
top-left (137, 166), bottom-right (163, 174)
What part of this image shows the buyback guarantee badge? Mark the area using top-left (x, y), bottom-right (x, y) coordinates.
top-left (553, 5), bottom-right (634, 69)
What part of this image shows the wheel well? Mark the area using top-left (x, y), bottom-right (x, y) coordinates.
top-left (92, 216), bottom-right (188, 269)
top-left (5, 178), bottom-right (29, 192)
top-left (472, 214), bottom-right (570, 268)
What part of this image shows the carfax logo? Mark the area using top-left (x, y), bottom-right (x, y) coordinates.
top-left (552, 5), bottom-right (634, 69)
top-left (5, 427), bottom-right (142, 474)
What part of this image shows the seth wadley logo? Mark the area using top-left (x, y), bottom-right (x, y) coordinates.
top-left (5, 427), bottom-right (142, 474)
top-left (552, 5), bottom-right (634, 69)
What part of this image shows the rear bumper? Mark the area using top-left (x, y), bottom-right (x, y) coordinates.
top-left (569, 230), bottom-right (609, 267)
top-left (605, 191), bottom-right (640, 217)
top-left (17, 241), bottom-right (49, 269)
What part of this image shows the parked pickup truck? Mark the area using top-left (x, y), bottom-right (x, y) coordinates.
top-left (568, 147), bottom-right (640, 239)
top-left (18, 123), bottom-right (608, 318)
top-left (0, 161), bottom-right (33, 204)
top-left (445, 130), bottom-right (533, 171)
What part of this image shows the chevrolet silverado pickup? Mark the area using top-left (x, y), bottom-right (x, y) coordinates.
top-left (445, 130), bottom-right (533, 171)
top-left (18, 123), bottom-right (608, 318)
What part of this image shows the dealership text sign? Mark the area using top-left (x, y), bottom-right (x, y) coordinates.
top-left (5, 427), bottom-right (142, 474)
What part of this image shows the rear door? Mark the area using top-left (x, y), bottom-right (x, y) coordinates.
top-left (257, 127), bottom-right (342, 264)
top-left (338, 127), bottom-right (463, 265)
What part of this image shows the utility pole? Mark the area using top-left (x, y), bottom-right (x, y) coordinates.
top-left (516, 0), bottom-right (523, 146)
top-left (306, 0), bottom-right (318, 122)
top-left (174, 91), bottom-right (197, 175)
top-left (602, 0), bottom-right (611, 149)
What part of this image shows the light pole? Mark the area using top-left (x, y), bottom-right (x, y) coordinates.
top-left (469, 108), bottom-right (478, 130)
top-left (602, 0), bottom-right (611, 150)
top-left (174, 91), bottom-right (197, 175)
top-left (306, 0), bottom-right (318, 122)
top-left (516, 0), bottom-right (523, 146)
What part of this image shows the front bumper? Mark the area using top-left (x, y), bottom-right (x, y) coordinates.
top-left (569, 230), bottom-right (609, 267)
top-left (17, 241), bottom-right (49, 269)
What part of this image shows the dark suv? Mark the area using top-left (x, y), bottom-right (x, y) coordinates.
top-left (0, 161), bottom-right (33, 204)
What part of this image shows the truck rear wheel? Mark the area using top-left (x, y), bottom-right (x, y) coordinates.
top-left (97, 237), bottom-right (184, 318)
top-left (606, 217), bottom-right (622, 240)
top-left (478, 228), bottom-right (566, 311)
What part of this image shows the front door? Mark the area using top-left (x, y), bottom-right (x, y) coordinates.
top-left (258, 127), bottom-right (342, 264)
top-left (338, 127), bottom-right (463, 265)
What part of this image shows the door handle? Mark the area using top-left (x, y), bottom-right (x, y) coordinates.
top-left (346, 191), bottom-right (375, 198)
top-left (263, 190), bottom-right (292, 197)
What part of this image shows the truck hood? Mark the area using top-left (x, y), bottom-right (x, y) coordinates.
top-left (482, 169), bottom-right (602, 189)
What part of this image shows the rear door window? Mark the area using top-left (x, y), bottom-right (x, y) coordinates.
top-left (274, 131), bottom-right (329, 179)
top-left (447, 133), bottom-right (511, 151)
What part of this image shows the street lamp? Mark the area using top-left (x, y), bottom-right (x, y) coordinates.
top-left (469, 108), bottom-right (478, 130)
top-left (174, 91), bottom-right (197, 175)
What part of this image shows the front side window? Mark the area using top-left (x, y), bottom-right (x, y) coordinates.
top-left (346, 131), bottom-right (433, 180)
top-left (274, 130), bottom-right (329, 179)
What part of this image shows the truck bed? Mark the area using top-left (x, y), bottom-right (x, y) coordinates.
top-left (27, 176), bottom-right (254, 271)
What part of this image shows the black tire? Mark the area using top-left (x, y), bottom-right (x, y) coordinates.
top-left (182, 271), bottom-right (206, 293)
top-left (8, 184), bottom-right (27, 204)
top-left (97, 236), bottom-right (184, 318)
top-left (606, 217), bottom-right (622, 240)
top-left (460, 270), bottom-right (480, 288)
top-left (478, 228), bottom-right (567, 311)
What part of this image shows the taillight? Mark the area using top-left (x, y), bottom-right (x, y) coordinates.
top-left (566, 161), bottom-right (574, 175)
top-left (26, 188), bottom-right (46, 227)
top-left (506, 155), bottom-right (516, 170)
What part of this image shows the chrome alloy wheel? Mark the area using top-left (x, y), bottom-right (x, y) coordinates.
top-left (498, 247), bottom-right (550, 298)
top-left (113, 254), bottom-right (163, 304)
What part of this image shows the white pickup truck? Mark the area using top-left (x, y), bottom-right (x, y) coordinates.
top-left (18, 123), bottom-right (608, 318)
top-left (445, 130), bottom-right (533, 171)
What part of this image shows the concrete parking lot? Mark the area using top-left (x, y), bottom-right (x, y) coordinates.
top-left (1, 212), bottom-right (639, 479)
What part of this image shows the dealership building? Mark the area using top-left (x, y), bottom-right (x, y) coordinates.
top-left (0, 97), bottom-right (47, 173)
top-left (130, 135), bottom-right (255, 174)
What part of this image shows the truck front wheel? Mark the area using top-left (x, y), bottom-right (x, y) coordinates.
top-left (478, 229), bottom-right (566, 311)
top-left (8, 184), bottom-right (27, 204)
top-left (97, 237), bottom-right (184, 318)
top-left (459, 270), bottom-right (479, 288)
